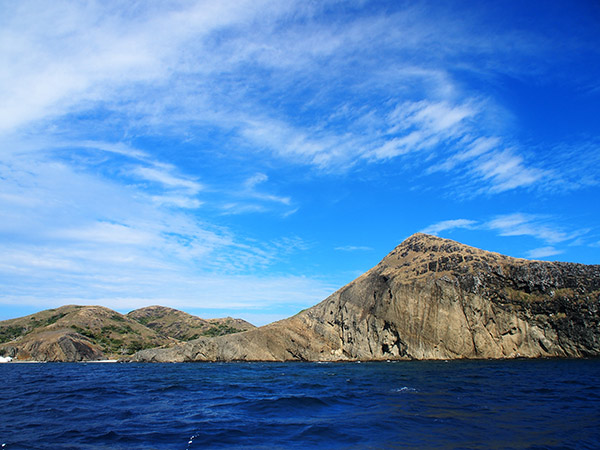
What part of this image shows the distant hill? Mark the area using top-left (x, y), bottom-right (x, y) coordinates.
top-left (132, 233), bottom-right (600, 362)
top-left (127, 306), bottom-right (255, 340)
top-left (0, 305), bottom-right (254, 362)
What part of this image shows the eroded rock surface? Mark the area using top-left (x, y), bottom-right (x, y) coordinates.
top-left (1, 330), bottom-right (105, 362)
top-left (133, 233), bottom-right (600, 362)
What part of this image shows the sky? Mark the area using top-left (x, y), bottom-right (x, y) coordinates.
top-left (1, 1), bottom-right (599, 325)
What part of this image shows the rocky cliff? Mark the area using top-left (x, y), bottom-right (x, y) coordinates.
top-left (132, 233), bottom-right (600, 362)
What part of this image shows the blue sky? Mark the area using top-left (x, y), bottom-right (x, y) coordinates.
top-left (1, 1), bottom-right (599, 325)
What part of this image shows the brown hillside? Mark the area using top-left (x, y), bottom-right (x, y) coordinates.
top-left (127, 306), bottom-right (255, 340)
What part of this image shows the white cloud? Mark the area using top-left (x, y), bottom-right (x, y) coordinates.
top-left (335, 246), bottom-right (373, 252)
top-left (0, 272), bottom-right (336, 326)
top-left (1, 0), bottom-right (567, 197)
top-left (132, 166), bottom-right (203, 194)
top-left (150, 195), bottom-right (203, 209)
top-left (421, 219), bottom-right (478, 235)
top-left (526, 246), bottom-right (563, 259)
top-left (244, 173), bottom-right (269, 189)
top-left (485, 213), bottom-right (572, 244)
top-left (422, 214), bottom-right (589, 258)
top-left (474, 150), bottom-right (546, 192)
top-left (368, 100), bottom-right (475, 160)
top-left (0, 139), bottom-right (328, 316)
top-left (0, 0), bottom-right (284, 135)
top-left (242, 173), bottom-right (291, 205)
top-left (430, 136), bottom-right (500, 172)
top-left (53, 221), bottom-right (155, 245)
top-left (76, 140), bottom-right (150, 160)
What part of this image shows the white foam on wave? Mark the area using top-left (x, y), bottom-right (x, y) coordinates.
top-left (186, 433), bottom-right (199, 449)
top-left (392, 387), bottom-right (418, 393)
top-left (84, 360), bottom-right (119, 363)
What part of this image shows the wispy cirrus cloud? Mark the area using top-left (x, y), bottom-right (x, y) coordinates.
top-left (421, 219), bottom-right (478, 235)
top-left (335, 245), bottom-right (373, 252)
top-left (0, 139), bottom-right (325, 322)
top-left (131, 166), bottom-right (203, 194)
top-left (2, 0), bottom-right (591, 197)
top-left (526, 246), bottom-right (563, 259)
top-left (368, 100), bottom-right (475, 160)
top-left (243, 173), bottom-right (290, 205)
top-left (422, 213), bottom-right (590, 260)
top-left (485, 213), bottom-right (577, 244)
top-left (424, 213), bottom-right (586, 245)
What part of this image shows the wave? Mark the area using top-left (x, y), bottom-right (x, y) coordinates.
top-left (391, 386), bottom-right (418, 393)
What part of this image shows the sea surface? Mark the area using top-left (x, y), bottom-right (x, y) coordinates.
top-left (1, 359), bottom-right (599, 449)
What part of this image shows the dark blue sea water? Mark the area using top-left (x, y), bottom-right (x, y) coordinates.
top-left (1, 360), bottom-right (599, 450)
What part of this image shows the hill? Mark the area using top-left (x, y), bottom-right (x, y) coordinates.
top-left (127, 306), bottom-right (255, 340)
top-left (0, 305), bottom-right (173, 361)
top-left (0, 305), bottom-right (254, 361)
top-left (132, 233), bottom-right (600, 362)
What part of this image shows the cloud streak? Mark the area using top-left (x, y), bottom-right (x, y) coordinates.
top-left (422, 213), bottom-right (590, 260)
top-left (421, 219), bottom-right (478, 235)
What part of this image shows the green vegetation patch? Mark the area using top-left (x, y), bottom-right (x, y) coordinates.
top-left (201, 323), bottom-right (243, 337)
top-left (133, 316), bottom-right (152, 326)
top-left (70, 325), bottom-right (96, 340)
top-left (101, 324), bottom-right (139, 335)
top-left (0, 325), bottom-right (26, 344)
top-left (28, 312), bottom-right (68, 329)
top-left (70, 325), bottom-right (152, 355)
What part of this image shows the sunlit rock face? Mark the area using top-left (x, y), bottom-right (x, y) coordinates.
top-left (133, 233), bottom-right (600, 362)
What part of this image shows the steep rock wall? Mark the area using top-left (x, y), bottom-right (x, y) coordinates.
top-left (132, 234), bottom-right (600, 362)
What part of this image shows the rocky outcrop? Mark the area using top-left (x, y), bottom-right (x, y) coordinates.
top-left (132, 233), bottom-right (600, 362)
top-left (1, 330), bottom-right (105, 362)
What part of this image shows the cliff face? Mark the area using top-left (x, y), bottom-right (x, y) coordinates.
top-left (133, 233), bottom-right (600, 362)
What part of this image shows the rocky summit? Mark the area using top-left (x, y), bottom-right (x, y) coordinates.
top-left (133, 233), bottom-right (600, 362)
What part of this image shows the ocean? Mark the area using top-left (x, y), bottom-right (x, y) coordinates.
top-left (1, 360), bottom-right (599, 449)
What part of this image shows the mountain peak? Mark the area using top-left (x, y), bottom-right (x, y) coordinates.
top-left (132, 233), bottom-right (600, 362)
top-left (396, 232), bottom-right (484, 254)
top-left (379, 233), bottom-right (515, 282)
